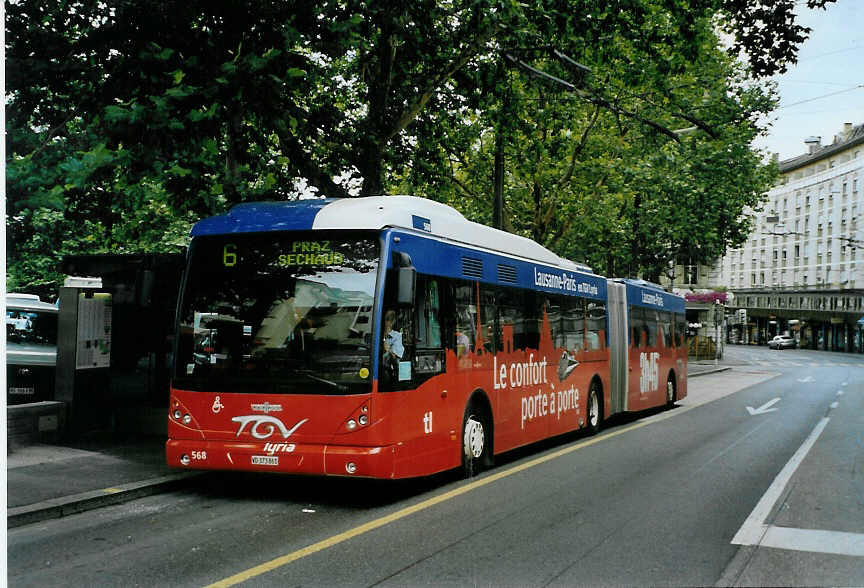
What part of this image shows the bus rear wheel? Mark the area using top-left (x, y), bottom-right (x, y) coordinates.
top-left (461, 403), bottom-right (491, 477)
top-left (666, 372), bottom-right (677, 407)
top-left (586, 382), bottom-right (602, 435)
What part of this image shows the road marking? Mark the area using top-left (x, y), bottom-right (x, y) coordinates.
top-left (837, 390), bottom-right (845, 396)
top-left (732, 417), bottom-right (829, 547)
top-left (746, 398), bottom-right (780, 416)
top-left (797, 376), bottom-right (814, 383)
top-left (761, 526), bottom-right (864, 557)
top-left (830, 401), bottom-right (839, 409)
top-left (206, 405), bottom-right (696, 587)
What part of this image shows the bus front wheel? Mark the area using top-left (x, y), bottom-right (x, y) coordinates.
top-left (461, 403), bottom-right (492, 477)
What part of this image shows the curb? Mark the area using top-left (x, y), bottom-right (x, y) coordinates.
top-left (688, 366), bottom-right (732, 378)
top-left (7, 471), bottom-right (206, 529)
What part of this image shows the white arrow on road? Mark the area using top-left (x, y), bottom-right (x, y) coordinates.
top-left (797, 376), bottom-right (814, 383)
top-left (747, 397), bottom-right (781, 416)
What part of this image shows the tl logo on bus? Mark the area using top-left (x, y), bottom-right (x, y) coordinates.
top-left (640, 352), bottom-right (660, 394)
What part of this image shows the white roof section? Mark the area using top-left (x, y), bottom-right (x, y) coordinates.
top-left (313, 196), bottom-right (589, 272)
top-left (6, 293), bottom-right (59, 313)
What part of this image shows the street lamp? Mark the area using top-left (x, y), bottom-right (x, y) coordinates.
top-left (713, 300), bottom-right (723, 365)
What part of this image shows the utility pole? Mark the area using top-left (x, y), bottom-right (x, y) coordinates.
top-left (493, 129), bottom-right (505, 230)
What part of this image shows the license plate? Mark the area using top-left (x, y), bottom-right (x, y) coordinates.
top-left (9, 387), bottom-right (35, 395)
top-left (251, 455), bottom-right (279, 466)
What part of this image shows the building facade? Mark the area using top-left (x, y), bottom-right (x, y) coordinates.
top-left (715, 122), bottom-right (864, 351)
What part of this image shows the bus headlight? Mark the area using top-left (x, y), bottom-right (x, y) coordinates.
top-left (346, 419), bottom-right (357, 431)
top-left (180, 454), bottom-right (191, 466)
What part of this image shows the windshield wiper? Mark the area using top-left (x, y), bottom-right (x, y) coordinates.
top-left (295, 370), bottom-right (349, 393)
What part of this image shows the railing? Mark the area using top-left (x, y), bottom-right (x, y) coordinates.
top-left (687, 336), bottom-right (717, 361)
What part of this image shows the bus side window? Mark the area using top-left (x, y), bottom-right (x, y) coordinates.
top-left (586, 301), bottom-right (606, 350)
top-left (675, 314), bottom-right (686, 348)
top-left (630, 306), bottom-right (642, 348)
top-left (545, 298), bottom-right (564, 348)
top-left (416, 277), bottom-right (442, 348)
top-left (478, 287), bottom-right (497, 354)
top-left (645, 309), bottom-right (658, 347)
top-left (496, 287), bottom-right (524, 353)
top-left (660, 311), bottom-right (674, 348)
top-left (413, 275), bottom-right (445, 380)
top-left (564, 296), bottom-right (585, 352)
top-left (454, 282), bottom-right (476, 358)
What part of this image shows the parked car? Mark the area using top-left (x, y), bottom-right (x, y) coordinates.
top-left (768, 334), bottom-right (797, 350)
top-left (6, 293), bottom-right (58, 405)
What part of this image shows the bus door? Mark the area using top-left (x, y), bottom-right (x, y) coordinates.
top-left (606, 281), bottom-right (628, 414)
top-left (379, 251), bottom-right (452, 475)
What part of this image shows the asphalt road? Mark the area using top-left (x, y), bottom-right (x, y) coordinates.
top-left (9, 346), bottom-right (864, 587)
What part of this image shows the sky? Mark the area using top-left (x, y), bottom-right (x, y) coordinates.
top-left (752, 0), bottom-right (863, 161)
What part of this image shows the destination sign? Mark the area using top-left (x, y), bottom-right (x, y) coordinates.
top-left (278, 241), bottom-right (344, 267)
top-left (222, 239), bottom-right (350, 268)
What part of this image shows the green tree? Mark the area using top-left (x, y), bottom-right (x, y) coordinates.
top-left (6, 0), bottom-right (835, 295)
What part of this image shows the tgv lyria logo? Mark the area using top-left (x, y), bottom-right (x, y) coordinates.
top-left (231, 415), bottom-right (308, 439)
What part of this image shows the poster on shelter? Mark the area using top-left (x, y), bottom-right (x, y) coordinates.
top-left (76, 293), bottom-right (112, 369)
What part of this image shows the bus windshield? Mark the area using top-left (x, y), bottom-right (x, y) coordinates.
top-left (174, 231), bottom-right (379, 395)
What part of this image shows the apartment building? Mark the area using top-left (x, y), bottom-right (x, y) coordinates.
top-left (715, 122), bottom-right (864, 351)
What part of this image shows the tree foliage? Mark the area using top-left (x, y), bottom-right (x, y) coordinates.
top-left (6, 0), bottom-right (835, 295)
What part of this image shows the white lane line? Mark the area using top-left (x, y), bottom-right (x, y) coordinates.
top-left (761, 526), bottom-right (864, 557)
top-left (831, 401), bottom-right (839, 409)
top-left (837, 390), bottom-right (845, 396)
top-left (732, 417), bottom-right (830, 547)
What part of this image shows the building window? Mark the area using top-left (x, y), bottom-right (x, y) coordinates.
top-left (684, 265), bottom-right (698, 285)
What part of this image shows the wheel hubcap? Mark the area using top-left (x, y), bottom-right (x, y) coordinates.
top-left (464, 417), bottom-right (484, 459)
top-left (588, 392), bottom-right (598, 427)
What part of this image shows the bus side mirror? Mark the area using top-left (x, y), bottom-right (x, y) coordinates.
top-left (395, 252), bottom-right (416, 307)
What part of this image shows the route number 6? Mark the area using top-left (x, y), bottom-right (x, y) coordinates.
top-left (223, 244), bottom-right (237, 267)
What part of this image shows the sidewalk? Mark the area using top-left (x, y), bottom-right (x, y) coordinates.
top-left (687, 360), bottom-right (731, 378)
top-left (7, 359), bottom-right (728, 529)
top-left (7, 432), bottom-right (202, 528)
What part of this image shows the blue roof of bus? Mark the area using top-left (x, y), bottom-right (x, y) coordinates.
top-left (191, 195), bottom-right (593, 274)
top-left (621, 279), bottom-right (686, 313)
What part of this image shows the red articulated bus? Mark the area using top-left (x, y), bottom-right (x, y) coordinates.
top-left (166, 196), bottom-right (687, 478)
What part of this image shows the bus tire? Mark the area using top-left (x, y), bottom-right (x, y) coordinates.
top-left (586, 380), bottom-right (602, 435)
top-left (461, 399), bottom-right (492, 478)
top-left (666, 371), bottom-right (677, 407)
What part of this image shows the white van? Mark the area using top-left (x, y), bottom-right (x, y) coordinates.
top-left (6, 293), bottom-right (59, 404)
